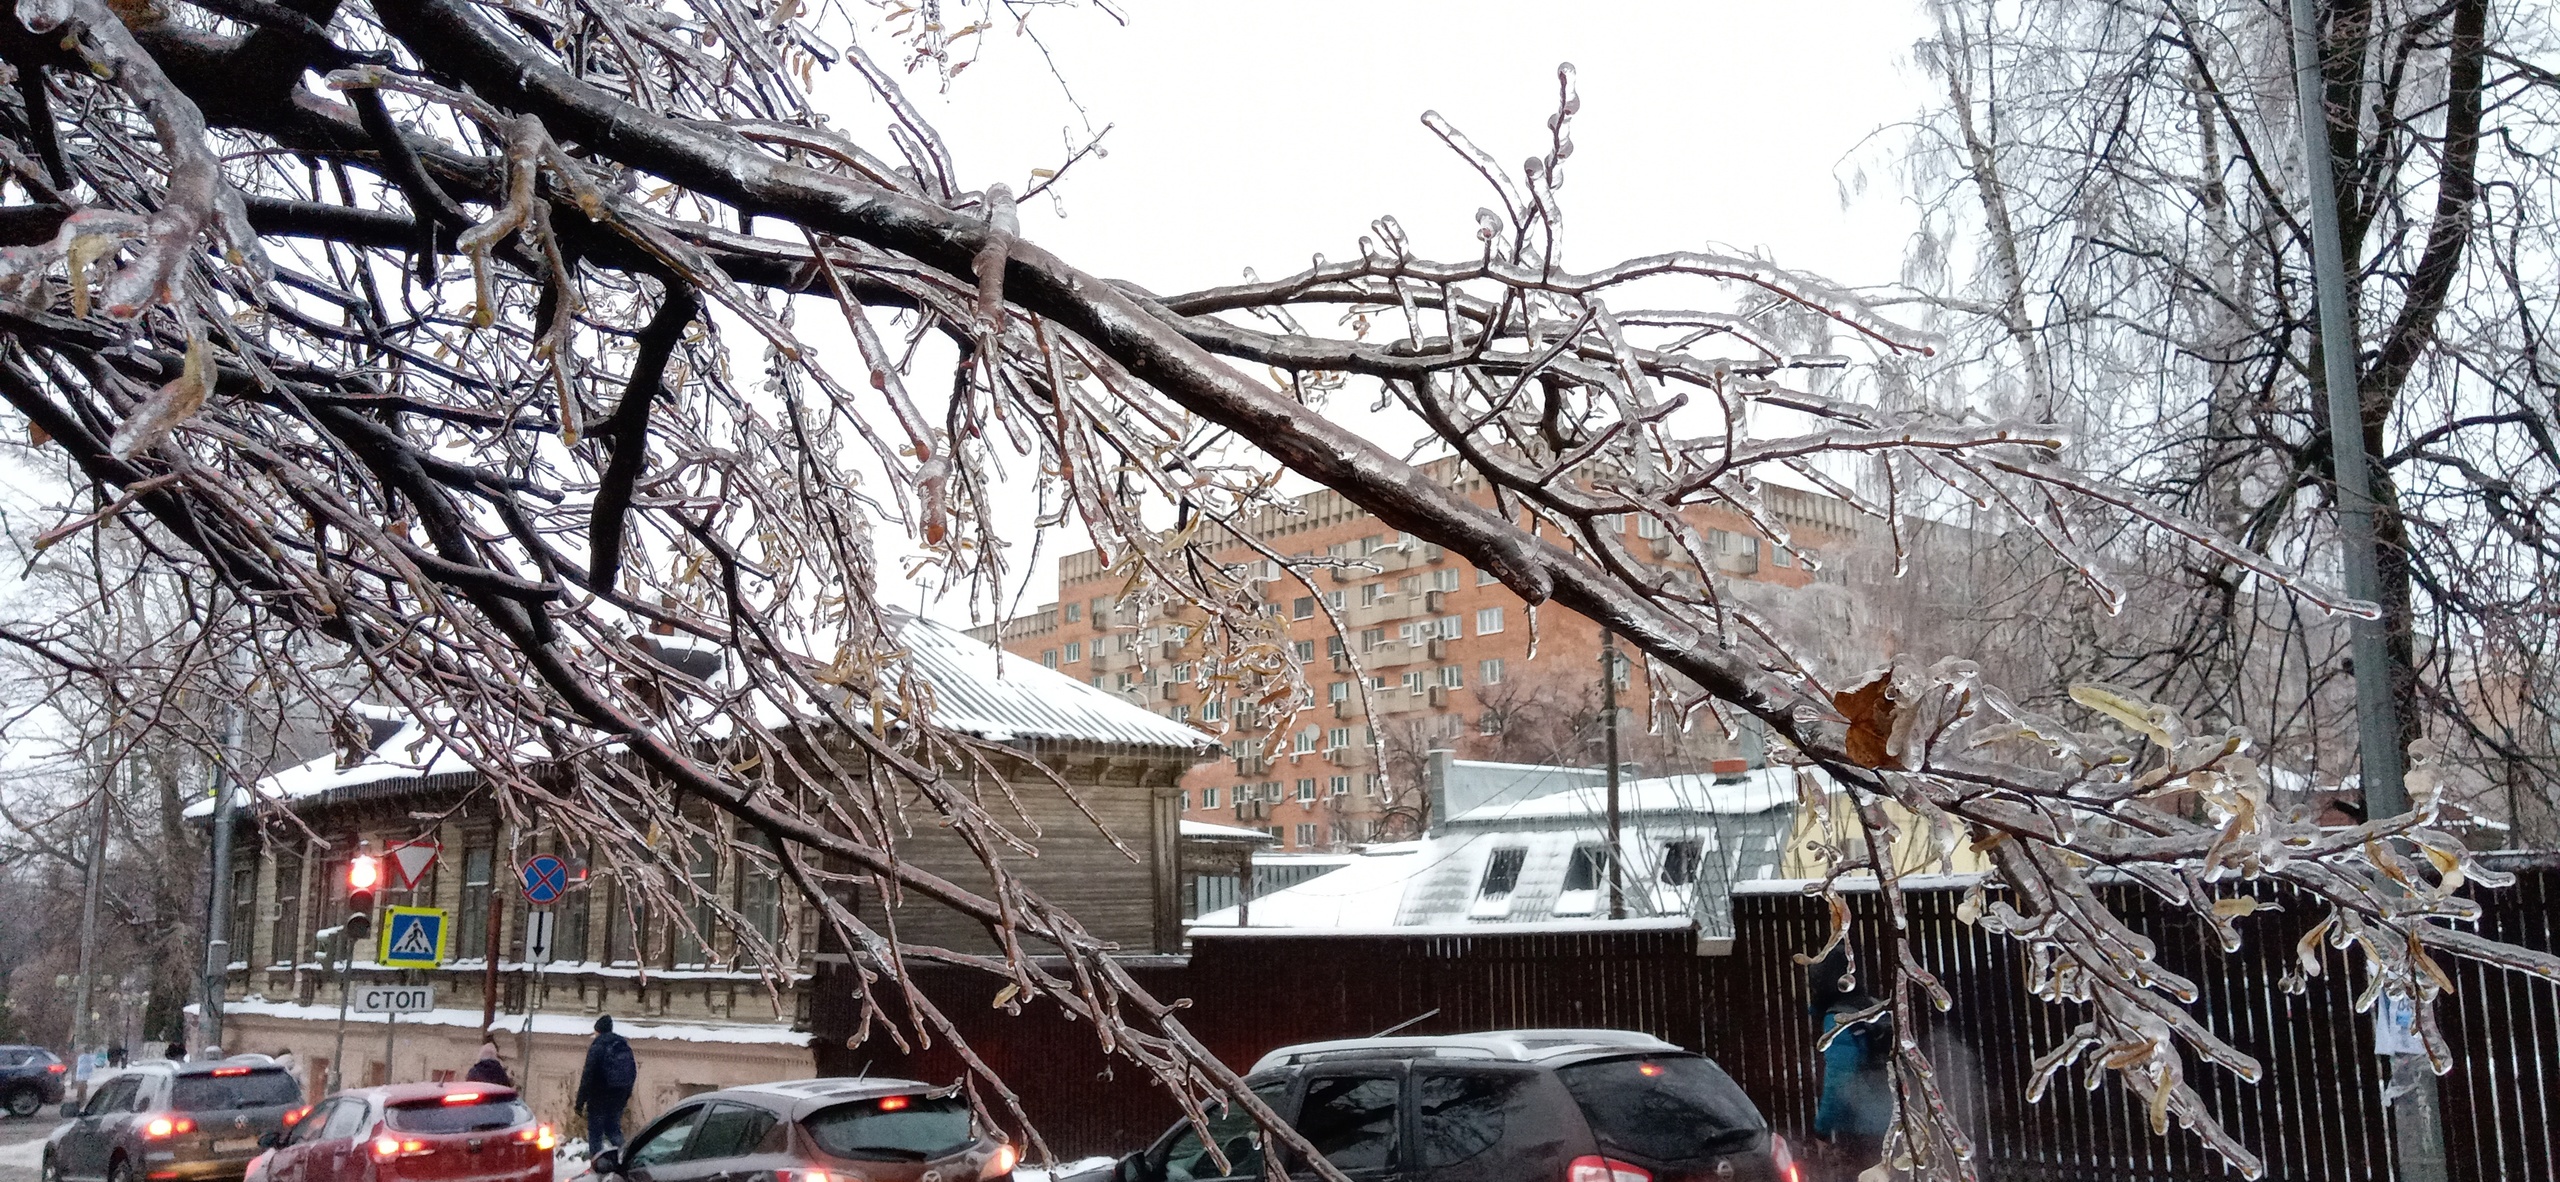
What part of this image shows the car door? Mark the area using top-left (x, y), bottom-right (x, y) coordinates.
top-left (1285, 1068), bottom-right (1404, 1182)
top-left (63, 1077), bottom-right (140, 1180)
top-left (309, 1097), bottom-right (375, 1182)
top-left (1138, 1078), bottom-right (1295, 1182)
top-left (1410, 1068), bottom-right (1572, 1182)
top-left (668, 1102), bottom-right (780, 1182)
top-left (617, 1103), bottom-right (707, 1182)
top-left (269, 1098), bottom-right (348, 1182)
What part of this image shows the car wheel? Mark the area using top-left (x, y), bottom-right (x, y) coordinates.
top-left (4, 1086), bottom-right (39, 1118)
top-left (107, 1154), bottom-right (134, 1182)
top-left (40, 1152), bottom-right (61, 1182)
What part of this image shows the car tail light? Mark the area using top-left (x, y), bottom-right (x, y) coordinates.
top-left (211, 1067), bottom-right (252, 1077)
top-left (877, 1096), bottom-right (909, 1112)
top-left (142, 1117), bottom-right (196, 1140)
top-left (441, 1092), bottom-right (482, 1105)
top-left (1770, 1134), bottom-right (1801, 1182)
top-left (282, 1106), bottom-right (311, 1128)
top-left (371, 1136), bottom-right (429, 1160)
top-left (770, 1171), bottom-right (833, 1182)
top-left (1566, 1156), bottom-right (1651, 1182)
top-left (980, 1143), bottom-right (1018, 1179)
top-left (513, 1124), bottom-right (557, 1151)
top-left (47, 1063), bottom-right (66, 1075)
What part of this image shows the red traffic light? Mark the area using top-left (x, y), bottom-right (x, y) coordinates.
top-left (348, 855), bottom-right (381, 891)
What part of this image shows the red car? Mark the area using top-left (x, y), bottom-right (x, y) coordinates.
top-left (248, 1083), bottom-right (553, 1182)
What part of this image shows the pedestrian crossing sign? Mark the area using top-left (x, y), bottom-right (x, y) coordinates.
top-left (380, 906), bottom-right (450, 967)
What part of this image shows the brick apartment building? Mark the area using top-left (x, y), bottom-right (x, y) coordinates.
top-left (973, 462), bottom-right (1869, 852)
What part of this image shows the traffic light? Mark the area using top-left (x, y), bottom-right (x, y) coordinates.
top-left (346, 854), bottom-right (379, 942)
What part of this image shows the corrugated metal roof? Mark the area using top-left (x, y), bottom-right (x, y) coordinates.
top-left (866, 612), bottom-right (1219, 752)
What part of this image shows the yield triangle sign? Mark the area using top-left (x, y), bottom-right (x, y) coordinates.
top-left (387, 841), bottom-right (440, 890)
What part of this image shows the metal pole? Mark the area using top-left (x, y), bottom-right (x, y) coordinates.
top-left (325, 928), bottom-right (354, 1093)
top-left (201, 681), bottom-right (248, 1054)
top-left (2285, 3), bottom-right (2441, 1178)
top-left (69, 756), bottom-right (116, 1063)
top-left (481, 882), bottom-right (504, 1034)
top-left (384, 1002), bottom-right (396, 1086)
top-left (1602, 632), bottom-right (1625, 921)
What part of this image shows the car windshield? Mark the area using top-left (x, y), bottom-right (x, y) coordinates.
top-left (801, 1095), bottom-right (972, 1162)
top-left (385, 1098), bottom-right (533, 1134)
top-left (170, 1070), bottom-right (302, 1112)
top-left (1554, 1055), bottom-right (1766, 1163)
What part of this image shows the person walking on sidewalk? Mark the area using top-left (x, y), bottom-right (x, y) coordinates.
top-left (574, 1016), bottom-right (636, 1151)
top-left (465, 1041), bottom-right (512, 1087)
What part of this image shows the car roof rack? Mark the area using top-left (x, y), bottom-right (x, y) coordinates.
top-left (1249, 1028), bottom-right (1682, 1073)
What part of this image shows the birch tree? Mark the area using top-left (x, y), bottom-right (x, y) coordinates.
top-left (0, 1), bottom-right (2550, 1177)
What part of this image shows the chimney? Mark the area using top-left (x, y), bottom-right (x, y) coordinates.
top-left (1710, 757), bottom-right (1750, 783)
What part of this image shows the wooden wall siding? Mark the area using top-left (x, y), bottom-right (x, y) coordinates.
top-left (811, 866), bottom-right (2560, 1182)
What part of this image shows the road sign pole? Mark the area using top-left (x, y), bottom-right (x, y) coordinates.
top-left (383, 1004), bottom-right (395, 1087)
top-left (325, 927), bottom-right (354, 1093)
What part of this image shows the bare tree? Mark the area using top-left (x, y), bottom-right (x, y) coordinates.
top-left (0, 2), bottom-right (2549, 1178)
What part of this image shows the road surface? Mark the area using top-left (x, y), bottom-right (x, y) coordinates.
top-left (0, 1112), bottom-right (64, 1182)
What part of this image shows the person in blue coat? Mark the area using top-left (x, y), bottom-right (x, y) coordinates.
top-left (1810, 949), bottom-right (1893, 1181)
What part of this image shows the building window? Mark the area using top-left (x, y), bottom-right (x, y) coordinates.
top-left (1269, 827), bottom-right (1286, 843)
top-left (1637, 514), bottom-right (1668, 540)
top-left (1327, 635), bottom-right (1346, 658)
top-left (1563, 843), bottom-right (1611, 891)
top-left (1439, 665), bottom-right (1463, 689)
top-left (1331, 822), bottom-right (1350, 845)
top-left (1480, 658), bottom-right (1505, 685)
top-left (1360, 534), bottom-right (1385, 555)
top-left (738, 831), bottom-right (782, 959)
top-left (607, 881), bottom-right (649, 966)
top-left (1478, 567), bottom-right (1498, 585)
top-left (1367, 774), bottom-right (1387, 797)
top-left (1293, 640), bottom-right (1316, 662)
top-left (1063, 602), bottom-right (1082, 623)
top-left (1041, 649), bottom-right (1059, 669)
top-left (1091, 596), bottom-right (1111, 620)
top-left (270, 847), bottom-right (302, 968)
top-left (1064, 640), bottom-right (1082, 663)
top-left (1429, 568), bottom-right (1460, 592)
top-left (1361, 627), bottom-right (1387, 651)
top-left (1203, 698), bottom-right (1224, 722)
top-left (555, 850), bottom-right (589, 963)
top-left (1329, 680), bottom-right (1350, 703)
top-left (1295, 728), bottom-right (1318, 754)
top-left (674, 838), bottom-right (718, 967)
top-left (1174, 704), bottom-right (1192, 722)
top-left (1116, 671), bottom-right (1133, 691)
top-left (1478, 849), bottom-right (1527, 898)
top-left (1661, 839), bottom-right (1703, 886)
top-left (1398, 575), bottom-right (1422, 598)
top-left (1328, 726), bottom-right (1352, 750)
top-left (1330, 775), bottom-right (1351, 797)
top-left (1294, 596), bottom-right (1315, 619)
top-left (1361, 582), bottom-right (1383, 607)
top-left (1326, 590), bottom-right (1345, 610)
top-left (228, 861), bottom-right (257, 968)
top-left (1178, 790), bottom-right (1191, 812)
top-left (1479, 711), bottom-right (1505, 735)
top-left (1296, 823), bottom-right (1320, 848)
top-left (456, 839), bottom-right (494, 961)
top-left (1297, 779), bottom-right (1317, 801)
top-left (1476, 606), bottom-right (1505, 634)
top-left (1203, 786), bottom-right (1221, 809)
top-left (1403, 671), bottom-right (1427, 694)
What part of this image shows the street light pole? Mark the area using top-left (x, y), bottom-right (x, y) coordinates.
top-left (69, 755), bottom-right (117, 1062)
top-left (200, 677), bottom-right (248, 1054)
top-left (2285, 2), bottom-right (2443, 1178)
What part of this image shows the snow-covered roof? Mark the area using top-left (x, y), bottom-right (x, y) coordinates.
top-left (1190, 842), bottom-right (1427, 929)
top-left (199, 617), bottom-right (1210, 820)
top-left (1181, 818), bottom-right (1278, 844)
top-left (888, 612), bottom-right (1213, 751)
top-left (1449, 766), bottom-right (1802, 825)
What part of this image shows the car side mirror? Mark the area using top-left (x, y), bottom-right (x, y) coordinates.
top-left (1116, 1152), bottom-right (1148, 1182)
top-left (589, 1149), bottom-right (621, 1178)
top-left (60, 1102), bottom-right (80, 1119)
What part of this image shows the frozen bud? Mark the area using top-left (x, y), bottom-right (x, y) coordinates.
top-left (1474, 208), bottom-right (1502, 241)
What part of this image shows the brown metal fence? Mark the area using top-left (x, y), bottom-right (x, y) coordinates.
top-left (811, 862), bottom-right (2559, 1181)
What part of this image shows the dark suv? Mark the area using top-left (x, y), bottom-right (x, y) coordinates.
top-left (590, 1077), bottom-right (1016, 1182)
top-left (1, 1045), bottom-right (68, 1118)
top-left (45, 1060), bottom-right (306, 1182)
top-left (1070, 1029), bottom-right (1796, 1182)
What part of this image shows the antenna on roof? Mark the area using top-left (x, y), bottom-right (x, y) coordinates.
top-left (1370, 1008), bottom-right (1440, 1039)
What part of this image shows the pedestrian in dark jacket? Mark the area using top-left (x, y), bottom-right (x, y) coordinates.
top-left (1809, 948), bottom-right (1893, 1182)
top-left (464, 1041), bottom-right (512, 1087)
top-left (574, 1016), bottom-right (637, 1151)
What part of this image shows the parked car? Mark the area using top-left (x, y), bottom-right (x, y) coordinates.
top-left (43, 1059), bottom-right (308, 1182)
top-left (2, 1045), bottom-right (68, 1118)
top-left (248, 1081), bottom-right (553, 1182)
top-left (1064, 1029), bottom-right (1797, 1182)
top-left (589, 1077), bottom-right (1017, 1182)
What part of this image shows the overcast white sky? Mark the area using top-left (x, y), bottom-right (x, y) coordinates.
top-left (830, 2), bottom-right (1941, 625)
